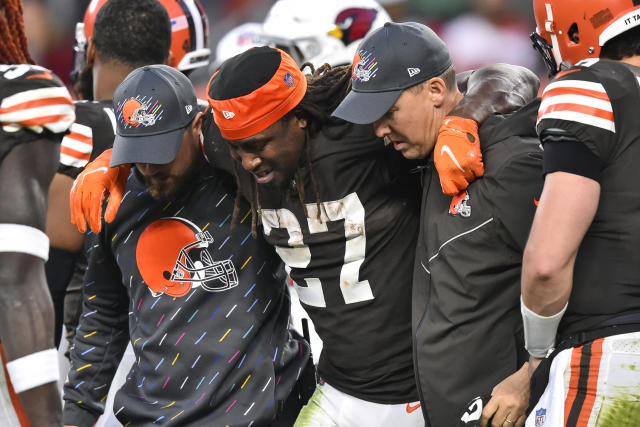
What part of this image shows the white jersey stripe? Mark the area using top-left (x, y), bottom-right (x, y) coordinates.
top-left (539, 94), bottom-right (612, 113)
top-left (60, 137), bottom-right (92, 154)
top-left (537, 110), bottom-right (615, 133)
top-left (0, 86), bottom-right (71, 109)
top-left (60, 152), bottom-right (89, 168)
top-left (0, 104), bottom-right (75, 124)
top-left (542, 79), bottom-right (607, 96)
top-left (66, 122), bottom-right (92, 138)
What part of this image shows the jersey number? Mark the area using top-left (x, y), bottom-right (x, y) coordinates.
top-left (261, 193), bottom-right (373, 307)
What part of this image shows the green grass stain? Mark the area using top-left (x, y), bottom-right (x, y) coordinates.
top-left (596, 395), bottom-right (640, 427)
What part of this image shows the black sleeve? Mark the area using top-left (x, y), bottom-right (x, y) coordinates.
top-left (541, 128), bottom-right (603, 182)
top-left (62, 233), bottom-right (129, 427)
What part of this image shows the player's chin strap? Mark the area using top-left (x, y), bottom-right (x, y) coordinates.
top-left (521, 296), bottom-right (568, 359)
top-left (5, 349), bottom-right (60, 393)
top-left (0, 223), bottom-right (49, 261)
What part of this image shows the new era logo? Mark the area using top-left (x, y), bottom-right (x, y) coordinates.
top-left (222, 110), bottom-right (235, 119)
top-left (407, 67), bottom-right (421, 77)
top-left (185, 105), bottom-right (193, 114)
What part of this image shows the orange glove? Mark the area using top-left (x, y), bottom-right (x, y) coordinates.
top-left (434, 116), bottom-right (484, 195)
top-left (69, 148), bottom-right (130, 234)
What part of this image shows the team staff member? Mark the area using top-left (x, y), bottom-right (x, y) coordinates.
top-left (62, 65), bottom-right (309, 427)
top-left (68, 49), bottom-right (537, 425)
top-left (47, 0), bottom-right (210, 353)
top-left (522, 1), bottom-right (640, 425)
top-left (333, 22), bottom-right (541, 427)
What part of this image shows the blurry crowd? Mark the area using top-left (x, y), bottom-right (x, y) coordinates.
top-left (22, 0), bottom-right (546, 95)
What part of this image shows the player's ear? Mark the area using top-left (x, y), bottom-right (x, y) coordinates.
top-left (191, 112), bottom-right (205, 137)
top-left (426, 77), bottom-right (447, 107)
top-left (87, 39), bottom-right (96, 67)
top-left (294, 116), bottom-right (307, 130)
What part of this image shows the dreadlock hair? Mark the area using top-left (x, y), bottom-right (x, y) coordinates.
top-left (93, 0), bottom-right (171, 68)
top-left (0, 0), bottom-right (33, 65)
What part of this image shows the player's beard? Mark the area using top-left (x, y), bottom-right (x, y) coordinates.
top-left (141, 159), bottom-right (203, 202)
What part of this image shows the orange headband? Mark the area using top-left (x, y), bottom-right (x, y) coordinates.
top-left (207, 48), bottom-right (307, 140)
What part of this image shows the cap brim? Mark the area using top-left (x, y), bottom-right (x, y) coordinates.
top-left (331, 89), bottom-right (403, 124)
top-left (110, 127), bottom-right (185, 167)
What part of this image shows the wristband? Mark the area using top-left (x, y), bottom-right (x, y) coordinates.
top-left (521, 296), bottom-right (567, 359)
top-left (0, 224), bottom-right (49, 261)
top-left (6, 348), bottom-right (60, 393)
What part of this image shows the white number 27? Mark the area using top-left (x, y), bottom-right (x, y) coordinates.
top-left (261, 193), bottom-right (374, 307)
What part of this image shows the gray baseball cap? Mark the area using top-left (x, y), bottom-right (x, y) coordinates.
top-left (111, 64), bottom-right (197, 167)
top-left (332, 22), bottom-right (452, 124)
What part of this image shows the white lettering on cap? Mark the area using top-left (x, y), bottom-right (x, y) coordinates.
top-left (185, 105), bottom-right (193, 114)
top-left (407, 68), bottom-right (421, 77)
top-left (222, 110), bottom-right (235, 119)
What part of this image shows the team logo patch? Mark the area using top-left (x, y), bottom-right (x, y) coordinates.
top-left (535, 408), bottom-right (546, 427)
top-left (283, 72), bottom-right (295, 87)
top-left (407, 67), bottom-right (421, 77)
top-left (449, 191), bottom-right (471, 217)
top-left (136, 217), bottom-right (239, 298)
top-left (118, 96), bottom-right (162, 128)
top-left (222, 110), bottom-right (235, 119)
top-left (351, 49), bottom-right (378, 82)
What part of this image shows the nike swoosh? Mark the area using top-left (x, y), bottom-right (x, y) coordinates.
top-left (85, 167), bottom-right (109, 176)
top-left (406, 402), bottom-right (421, 413)
top-left (440, 145), bottom-right (465, 172)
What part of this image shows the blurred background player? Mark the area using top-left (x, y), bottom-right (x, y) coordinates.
top-left (44, 0), bottom-right (210, 362)
top-left (523, 1), bottom-right (640, 425)
top-left (0, 0), bottom-right (75, 425)
top-left (259, 0), bottom-right (391, 69)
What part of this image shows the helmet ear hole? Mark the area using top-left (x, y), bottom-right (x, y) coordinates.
top-left (568, 23), bottom-right (580, 44)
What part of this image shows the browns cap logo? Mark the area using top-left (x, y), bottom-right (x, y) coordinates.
top-left (122, 99), bottom-right (143, 126)
top-left (119, 97), bottom-right (161, 127)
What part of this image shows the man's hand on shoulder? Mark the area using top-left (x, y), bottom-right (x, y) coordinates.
top-left (70, 148), bottom-right (130, 234)
top-left (435, 116), bottom-right (484, 195)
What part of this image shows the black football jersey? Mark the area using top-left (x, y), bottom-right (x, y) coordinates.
top-left (58, 100), bottom-right (115, 178)
top-left (0, 64), bottom-right (74, 163)
top-left (537, 59), bottom-right (640, 336)
top-left (203, 118), bottom-right (421, 403)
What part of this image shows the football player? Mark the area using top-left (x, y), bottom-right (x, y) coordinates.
top-left (0, 0), bottom-right (75, 425)
top-left (523, 1), bottom-right (640, 425)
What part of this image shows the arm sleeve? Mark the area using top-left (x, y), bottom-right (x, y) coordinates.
top-left (541, 128), bottom-right (603, 182)
top-left (62, 233), bottom-right (129, 427)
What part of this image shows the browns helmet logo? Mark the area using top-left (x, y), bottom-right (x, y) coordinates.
top-left (122, 98), bottom-right (143, 126)
top-left (119, 97), bottom-right (161, 127)
top-left (449, 191), bottom-right (471, 217)
top-left (136, 217), bottom-right (238, 298)
top-left (335, 8), bottom-right (378, 45)
top-left (351, 50), bottom-right (377, 82)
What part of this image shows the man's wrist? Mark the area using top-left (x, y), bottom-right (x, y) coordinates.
top-left (521, 296), bottom-right (567, 358)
